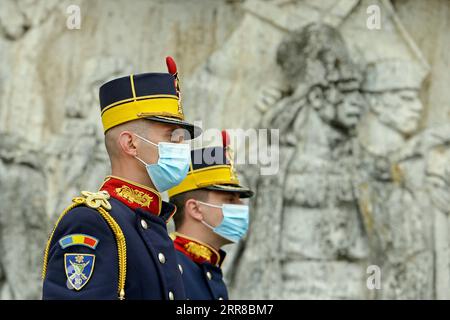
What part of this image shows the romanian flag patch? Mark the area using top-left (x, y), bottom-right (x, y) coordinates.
top-left (59, 234), bottom-right (99, 250)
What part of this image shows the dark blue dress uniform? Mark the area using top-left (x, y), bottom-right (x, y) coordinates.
top-left (172, 233), bottom-right (228, 300)
top-left (42, 57), bottom-right (202, 300)
top-left (168, 131), bottom-right (254, 300)
top-left (42, 177), bottom-right (186, 300)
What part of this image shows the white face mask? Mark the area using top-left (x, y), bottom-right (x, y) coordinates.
top-left (197, 200), bottom-right (249, 243)
top-left (134, 134), bottom-right (191, 192)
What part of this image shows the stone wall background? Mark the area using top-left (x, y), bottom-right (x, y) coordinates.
top-left (0, 0), bottom-right (449, 299)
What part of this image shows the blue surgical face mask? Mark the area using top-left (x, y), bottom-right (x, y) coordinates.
top-left (198, 201), bottom-right (249, 243)
top-left (134, 133), bottom-right (191, 192)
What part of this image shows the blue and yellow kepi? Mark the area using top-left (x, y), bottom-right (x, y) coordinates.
top-left (99, 56), bottom-right (201, 139)
top-left (168, 130), bottom-right (253, 198)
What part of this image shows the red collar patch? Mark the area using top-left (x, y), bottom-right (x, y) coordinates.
top-left (100, 176), bottom-right (162, 216)
top-left (172, 233), bottom-right (224, 267)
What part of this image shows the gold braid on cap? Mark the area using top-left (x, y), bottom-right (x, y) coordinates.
top-left (166, 56), bottom-right (183, 116)
top-left (222, 130), bottom-right (238, 180)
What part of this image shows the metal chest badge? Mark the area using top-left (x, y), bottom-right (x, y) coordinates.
top-left (64, 253), bottom-right (96, 290)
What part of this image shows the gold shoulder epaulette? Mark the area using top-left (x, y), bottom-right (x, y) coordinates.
top-left (41, 190), bottom-right (127, 300)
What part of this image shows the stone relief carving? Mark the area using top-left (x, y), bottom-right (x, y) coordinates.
top-left (382, 125), bottom-right (450, 299)
top-left (44, 57), bottom-right (132, 215)
top-left (0, 133), bottom-right (48, 299)
top-left (0, 56), bottom-right (131, 299)
top-left (355, 58), bottom-right (434, 299)
top-left (230, 11), bottom-right (448, 299)
top-left (0, 0), bottom-right (448, 300)
top-left (426, 141), bottom-right (450, 299)
top-left (0, 0), bottom-right (59, 40)
top-left (426, 144), bottom-right (450, 215)
top-left (231, 23), bottom-right (369, 299)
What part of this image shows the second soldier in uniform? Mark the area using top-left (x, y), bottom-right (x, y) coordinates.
top-left (169, 130), bottom-right (254, 300)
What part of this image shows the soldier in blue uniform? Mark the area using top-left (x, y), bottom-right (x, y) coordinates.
top-left (168, 130), bottom-right (254, 300)
top-left (42, 57), bottom-right (201, 300)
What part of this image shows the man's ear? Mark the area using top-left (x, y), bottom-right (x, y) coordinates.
top-left (184, 198), bottom-right (204, 222)
top-left (118, 131), bottom-right (138, 157)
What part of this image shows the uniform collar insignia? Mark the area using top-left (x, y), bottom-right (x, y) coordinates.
top-left (99, 176), bottom-right (162, 216)
top-left (172, 232), bottom-right (225, 267)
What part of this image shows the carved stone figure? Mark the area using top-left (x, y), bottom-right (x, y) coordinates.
top-left (231, 23), bottom-right (369, 299)
top-left (426, 142), bottom-right (450, 299)
top-left (390, 125), bottom-right (450, 299)
top-left (0, 57), bottom-right (131, 299)
top-left (359, 60), bottom-right (427, 156)
top-left (356, 59), bottom-right (433, 299)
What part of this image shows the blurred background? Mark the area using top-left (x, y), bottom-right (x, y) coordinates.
top-left (0, 0), bottom-right (449, 299)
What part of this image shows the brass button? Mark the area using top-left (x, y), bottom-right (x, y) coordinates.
top-left (178, 264), bottom-right (183, 274)
top-left (168, 291), bottom-right (174, 300)
top-left (140, 219), bottom-right (148, 229)
top-left (206, 271), bottom-right (212, 280)
top-left (158, 253), bottom-right (166, 264)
